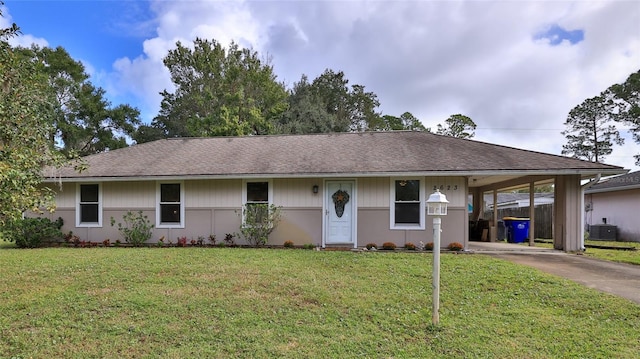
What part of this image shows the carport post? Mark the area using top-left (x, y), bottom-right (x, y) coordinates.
top-left (427, 190), bottom-right (449, 326)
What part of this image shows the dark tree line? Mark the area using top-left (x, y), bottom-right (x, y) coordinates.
top-left (132, 38), bottom-right (475, 143)
top-left (8, 35), bottom-right (478, 157)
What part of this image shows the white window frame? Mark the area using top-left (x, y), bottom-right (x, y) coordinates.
top-left (156, 181), bottom-right (185, 229)
top-left (242, 179), bottom-right (273, 224)
top-left (76, 183), bottom-right (102, 227)
top-left (389, 177), bottom-right (425, 230)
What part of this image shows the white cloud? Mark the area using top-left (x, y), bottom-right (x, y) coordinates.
top-left (0, 5), bottom-right (48, 47)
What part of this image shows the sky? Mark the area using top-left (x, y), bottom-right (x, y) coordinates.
top-left (2, 0), bottom-right (640, 172)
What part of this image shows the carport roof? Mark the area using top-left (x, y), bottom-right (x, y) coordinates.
top-left (46, 131), bottom-right (626, 183)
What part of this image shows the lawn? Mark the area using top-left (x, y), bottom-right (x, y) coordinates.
top-left (533, 239), bottom-right (640, 265)
top-left (0, 247), bottom-right (639, 358)
top-left (584, 240), bottom-right (640, 265)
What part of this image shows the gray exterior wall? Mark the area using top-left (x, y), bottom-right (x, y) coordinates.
top-left (586, 188), bottom-right (640, 242)
top-left (34, 176), bottom-right (468, 248)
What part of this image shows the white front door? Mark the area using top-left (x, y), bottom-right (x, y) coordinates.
top-left (324, 180), bottom-right (356, 246)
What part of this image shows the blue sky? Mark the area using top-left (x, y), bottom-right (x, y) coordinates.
top-left (2, 0), bottom-right (640, 171)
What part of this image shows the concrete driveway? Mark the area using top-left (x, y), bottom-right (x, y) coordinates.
top-left (468, 242), bottom-right (640, 305)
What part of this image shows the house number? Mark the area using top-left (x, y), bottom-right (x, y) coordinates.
top-left (432, 185), bottom-right (458, 191)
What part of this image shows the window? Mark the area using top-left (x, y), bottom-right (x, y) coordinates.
top-left (77, 183), bottom-right (101, 227)
top-left (157, 182), bottom-right (184, 228)
top-left (242, 180), bottom-right (272, 224)
top-left (390, 178), bottom-right (425, 229)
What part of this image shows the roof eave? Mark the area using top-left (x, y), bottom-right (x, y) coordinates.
top-left (42, 167), bottom-right (627, 183)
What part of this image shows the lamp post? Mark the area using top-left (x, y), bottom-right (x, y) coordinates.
top-left (426, 189), bottom-right (449, 326)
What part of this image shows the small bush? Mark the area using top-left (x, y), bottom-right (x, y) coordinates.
top-left (382, 242), bottom-right (397, 250)
top-left (365, 243), bottom-right (377, 250)
top-left (238, 204), bottom-right (283, 247)
top-left (425, 242), bottom-right (434, 250)
top-left (405, 242), bottom-right (416, 250)
top-left (302, 243), bottom-right (315, 250)
top-left (283, 240), bottom-right (294, 248)
top-left (224, 233), bottom-right (235, 246)
top-left (2, 217), bottom-right (63, 248)
top-left (110, 211), bottom-right (154, 247)
top-left (176, 237), bottom-right (188, 247)
top-left (447, 242), bottom-right (464, 251)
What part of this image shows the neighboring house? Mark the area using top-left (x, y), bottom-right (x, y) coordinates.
top-left (35, 131), bottom-right (624, 251)
top-left (584, 171), bottom-right (640, 242)
top-left (483, 193), bottom-right (555, 210)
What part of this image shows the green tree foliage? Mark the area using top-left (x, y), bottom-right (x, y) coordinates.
top-left (0, 10), bottom-right (68, 226)
top-left (436, 114), bottom-right (476, 138)
top-left (276, 69), bottom-right (383, 134)
top-left (561, 95), bottom-right (624, 163)
top-left (17, 46), bottom-right (141, 156)
top-left (372, 112), bottom-right (427, 131)
top-left (605, 69), bottom-right (640, 164)
top-left (275, 75), bottom-right (337, 134)
top-left (136, 38), bottom-right (288, 141)
top-left (310, 69), bottom-right (381, 132)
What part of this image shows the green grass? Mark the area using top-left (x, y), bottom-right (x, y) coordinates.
top-left (0, 248), bottom-right (639, 358)
top-left (532, 239), bottom-right (640, 266)
top-left (584, 240), bottom-right (640, 265)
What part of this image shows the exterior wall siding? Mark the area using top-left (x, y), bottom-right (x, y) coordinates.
top-left (36, 176), bottom-right (468, 248)
top-left (586, 189), bottom-right (640, 242)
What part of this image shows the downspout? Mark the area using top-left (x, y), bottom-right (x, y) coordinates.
top-left (580, 173), bottom-right (601, 251)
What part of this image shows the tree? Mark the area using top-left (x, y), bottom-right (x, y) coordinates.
top-left (0, 8), bottom-right (68, 226)
top-left (142, 38), bottom-right (288, 140)
top-left (561, 95), bottom-right (624, 163)
top-left (275, 75), bottom-right (337, 134)
top-left (436, 114), bottom-right (476, 138)
top-left (605, 69), bottom-right (640, 164)
top-left (372, 112), bottom-right (427, 131)
top-left (17, 46), bottom-right (141, 156)
top-left (309, 69), bottom-right (381, 132)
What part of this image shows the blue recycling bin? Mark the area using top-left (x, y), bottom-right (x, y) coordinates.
top-left (503, 217), bottom-right (530, 243)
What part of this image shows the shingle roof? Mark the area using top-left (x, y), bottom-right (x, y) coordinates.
top-left (585, 171), bottom-right (640, 193)
top-left (48, 131), bottom-right (624, 180)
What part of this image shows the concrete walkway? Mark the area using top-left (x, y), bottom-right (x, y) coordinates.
top-left (468, 242), bottom-right (640, 305)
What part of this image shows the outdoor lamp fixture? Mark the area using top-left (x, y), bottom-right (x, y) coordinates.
top-left (426, 189), bottom-right (449, 326)
top-left (312, 185), bottom-right (319, 194)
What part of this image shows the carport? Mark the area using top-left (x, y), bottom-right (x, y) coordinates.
top-left (467, 172), bottom-right (624, 252)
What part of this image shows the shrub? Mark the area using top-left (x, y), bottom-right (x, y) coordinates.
top-left (365, 243), bottom-right (378, 250)
top-left (65, 232), bottom-right (81, 247)
top-left (382, 242), bottom-right (397, 250)
top-left (283, 240), bottom-right (294, 248)
top-left (176, 236), bottom-right (188, 247)
top-left (224, 233), bottom-right (235, 246)
top-left (238, 204), bottom-right (282, 247)
top-left (405, 242), bottom-right (416, 250)
top-left (2, 217), bottom-right (63, 248)
top-left (425, 242), bottom-right (434, 250)
top-left (302, 243), bottom-right (315, 250)
top-left (110, 211), bottom-right (154, 247)
top-left (447, 242), bottom-right (464, 251)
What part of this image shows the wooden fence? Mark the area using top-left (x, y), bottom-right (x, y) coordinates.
top-left (482, 204), bottom-right (554, 239)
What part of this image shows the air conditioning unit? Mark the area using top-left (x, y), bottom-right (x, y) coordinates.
top-left (588, 224), bottom-right (617, 241)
